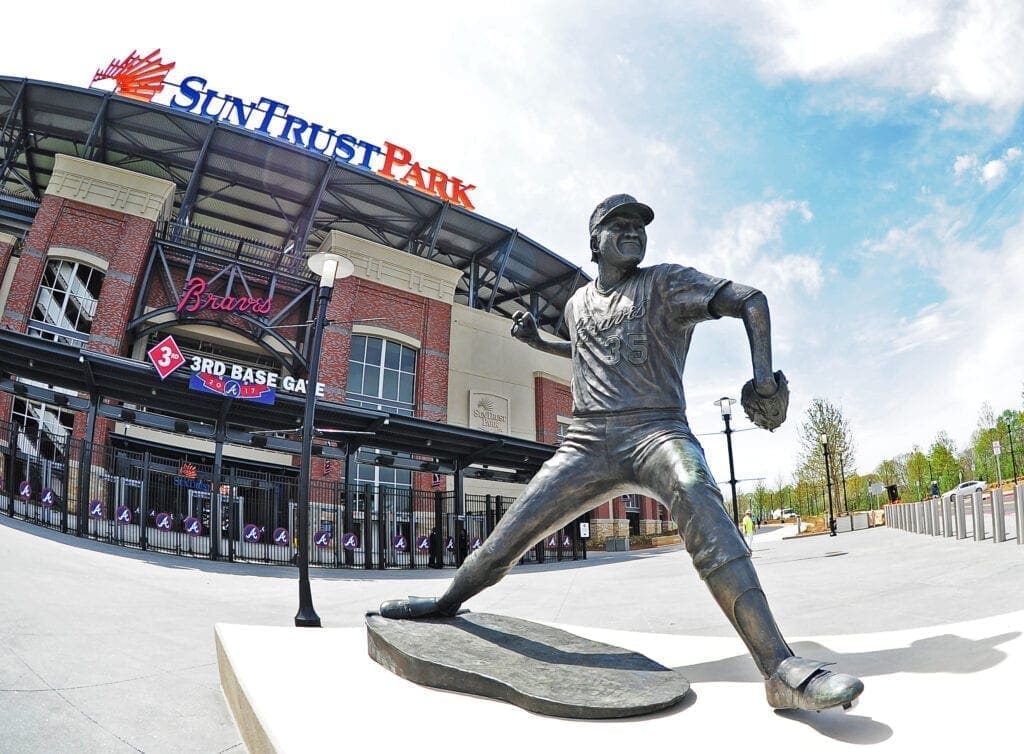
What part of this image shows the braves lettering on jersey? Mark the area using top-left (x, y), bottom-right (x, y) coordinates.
top-left (567, 264), bottom-right (730, 414)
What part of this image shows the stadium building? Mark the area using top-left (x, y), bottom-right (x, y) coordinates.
top-left (0, 58), bottom-right (674, 568)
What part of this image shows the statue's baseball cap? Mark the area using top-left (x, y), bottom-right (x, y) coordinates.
top-left (589, 194), bottom-right (654, 235)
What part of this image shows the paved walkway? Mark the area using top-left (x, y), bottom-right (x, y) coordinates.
top-left (2, 515), bottom-right (1023, 752)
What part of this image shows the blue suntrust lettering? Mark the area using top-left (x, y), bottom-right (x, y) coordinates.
top-left (163, 73), bottom-right (476, 209)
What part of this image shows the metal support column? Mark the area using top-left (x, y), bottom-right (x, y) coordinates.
top-left (955, 493), bottom-right (967, 540)
top-left (992, 488), bottom-right (1006, 543)
top-left (1016, 482), bottom-right (1024, 545)
top-left (972, 490), bottom-right (985, 541)
top-left (76, 395), bottom-right (101, 537)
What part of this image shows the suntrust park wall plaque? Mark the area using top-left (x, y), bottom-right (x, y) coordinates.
top-left (469, 391), bottom-right (510, 435)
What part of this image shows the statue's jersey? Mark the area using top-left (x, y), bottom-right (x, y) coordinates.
top-left (566, 264), bottom-right (730, 414)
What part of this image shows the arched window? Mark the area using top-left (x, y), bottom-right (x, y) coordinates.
top-left (28, 259), bottom-right (104, 347)
top-left (345, 335), bottom-right (417, 416)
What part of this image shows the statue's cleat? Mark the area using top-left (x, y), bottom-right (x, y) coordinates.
top-left (377, 596), bottom-right (458, 620)
top-left (765, 657), bottom-right (864, 712)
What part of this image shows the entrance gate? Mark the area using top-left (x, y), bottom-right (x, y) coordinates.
top-left (0, 420), bottom-right (585, 569)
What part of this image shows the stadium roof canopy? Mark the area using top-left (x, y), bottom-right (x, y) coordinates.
top-left (0, 77), bottom-right (589, 337)
top-left (0, 331), bottom-right (555, 478)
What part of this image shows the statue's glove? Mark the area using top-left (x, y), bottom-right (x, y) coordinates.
top-left (741, 370), bottom-right (789, 432)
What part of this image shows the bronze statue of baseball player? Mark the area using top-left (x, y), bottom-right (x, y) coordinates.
top-left (380, 194), bottom-right (863, 712)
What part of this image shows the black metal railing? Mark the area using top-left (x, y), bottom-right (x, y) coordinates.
top-left (0, 419), bottom-right (586, 569)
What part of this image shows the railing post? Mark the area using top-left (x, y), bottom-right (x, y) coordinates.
top-left (377, 485), bottom-right (387, 570)
top-left (59, 434), bottom-right (71, 534)
top-left (140, 452), bottom-right (151, 551)
top-left (364, 483), bottom-right (375, 570)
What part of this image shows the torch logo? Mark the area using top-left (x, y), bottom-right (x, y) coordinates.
top-left (92, 49), bottom-right (175, 102)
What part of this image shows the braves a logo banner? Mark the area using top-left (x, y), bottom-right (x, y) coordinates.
top-left (189, 372), bottom-right (276, 404)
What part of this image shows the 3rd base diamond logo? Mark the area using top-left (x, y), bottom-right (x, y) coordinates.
top-left (147, 335), bottom-right (186, 380)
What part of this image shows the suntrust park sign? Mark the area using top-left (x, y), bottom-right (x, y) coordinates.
top-left (91, 50), bottom-right (477, 210)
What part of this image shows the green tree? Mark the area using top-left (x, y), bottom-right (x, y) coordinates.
top-left (929, 431), bottom-right (963, 494)
top-left (797, 398), bottom-right (856, 516)
top-left (996, 409), bottom-right (1022, 482)
top-left (905, 446), bottom-right (930, 501)
top-left (967, 402), bottom-right (999, 483)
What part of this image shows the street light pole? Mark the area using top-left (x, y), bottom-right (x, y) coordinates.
top-left (1006, 418), bottom-right (1019, 481)
top-left (295, 250), bottom-right (354, 628)
top-left (821, 434), bottom-right (837, 536)
top-left (715, 397), bottom-right (739, 526)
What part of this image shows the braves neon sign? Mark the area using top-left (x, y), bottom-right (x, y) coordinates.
top-left (89, 51), bottom-right (477, 210)
top-left (176, 276), bottom-right (273, 315)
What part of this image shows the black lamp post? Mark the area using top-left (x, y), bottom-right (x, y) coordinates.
top-left (1006, 418), bottom-right (1019, 481)
top-left (821, 433), bottom-right (837, 536)
top-left (295, 249), bottom-right (353, 628)
top-left (715, 396), bottom-right (739, 526)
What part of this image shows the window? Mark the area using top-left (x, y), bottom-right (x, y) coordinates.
top-left (346, 335), bottom-right (416, 416)
top-left (28, 260), bottom-right (104, 347)
top-left (9, 391), bottom-right (74, 491)
top-left (345, 335), bottom-right (417, 512)
top-left (351, 454), bottom-right (412, 514)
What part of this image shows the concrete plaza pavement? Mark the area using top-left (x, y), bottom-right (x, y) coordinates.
top-left (3, 514), bottom-right (1024, 752)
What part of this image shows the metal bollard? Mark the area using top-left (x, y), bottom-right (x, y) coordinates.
top-left (992, 488), bottom-right (1006, 543)
top-left (956, 493), bottom-right (967, 540)
top-left (943, 495), bottom-right (954, 537)
top-left (973, 490), bottom-right (985, 541)
top-left (931, 498), bottom-right (941, 536)
top-left (1016, 483), bottom-right (1024, 545)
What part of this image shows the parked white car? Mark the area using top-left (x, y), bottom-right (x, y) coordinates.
top-left (942, 480), bottom-right (986, 504)
top-left (771, 508), bottom-right (797, 520)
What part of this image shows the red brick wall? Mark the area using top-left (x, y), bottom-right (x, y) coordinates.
top-left (0, 234), bottom-right (16, 300)
top-left (0, 195), bottom-right (157, 350)
top-left (533, 375), bottom-right (572, 445)
top-left (319, 276), bottom-right (451, 420)
top-left (317, 276), bottom-right (452, 493)
top-left (3, 195), bottom-right (159, 448)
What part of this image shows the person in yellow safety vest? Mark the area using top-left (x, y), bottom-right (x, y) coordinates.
top-left (742, 510), bottom-right (755, 549)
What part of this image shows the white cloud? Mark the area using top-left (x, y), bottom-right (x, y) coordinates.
top-left (954, 154), bottom-right (979, 178)
top-left (952, 146), bottom-right (1022, 189)
top-left (677, 199), bottom-right (821, 295)
top-left (711, 0), bottom-right (1024, 118)
top-left (980, 159), bottom-right (1009, 188)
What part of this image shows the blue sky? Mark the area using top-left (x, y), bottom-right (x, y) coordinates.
top-left (5, 1), bottom-right (1024, 494)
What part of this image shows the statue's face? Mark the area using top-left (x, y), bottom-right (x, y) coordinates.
top-left (593, 209), bottom-right (647, 270)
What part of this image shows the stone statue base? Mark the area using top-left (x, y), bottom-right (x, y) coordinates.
top-left (365, 611), bottom-right (691, 718)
